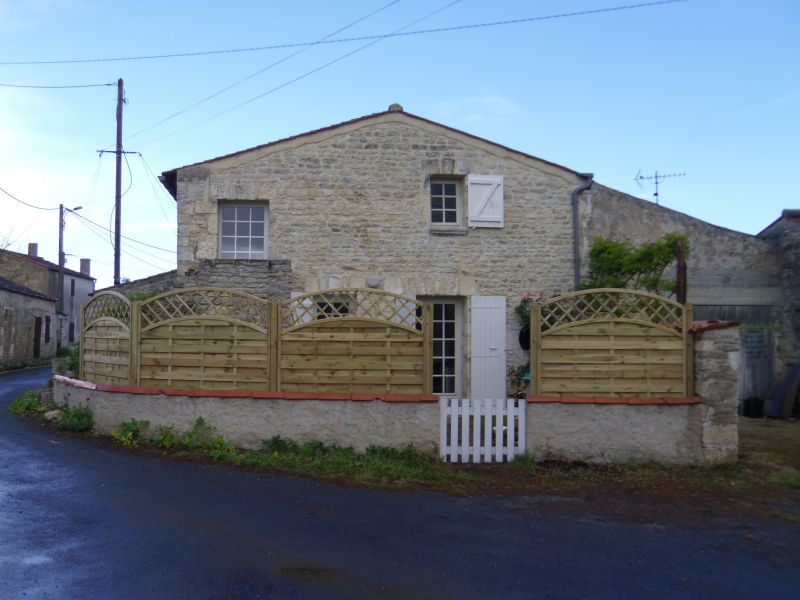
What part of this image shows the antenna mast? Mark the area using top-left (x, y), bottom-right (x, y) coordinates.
top-left (634, 170), bottom-right (685, 205)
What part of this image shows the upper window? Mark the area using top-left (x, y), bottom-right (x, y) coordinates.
top-left (430, 180), bottom-right (461, 225)
top-left (219, 204), bottom-right (267, 259)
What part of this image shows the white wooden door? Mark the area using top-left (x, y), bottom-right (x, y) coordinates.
top-left (470, 296), bottom-right (506, 400)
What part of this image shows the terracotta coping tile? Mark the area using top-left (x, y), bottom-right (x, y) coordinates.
top-left (527, 394), bottom-right (702, 406)
top-left (64, 377), bottom-right (437, 403)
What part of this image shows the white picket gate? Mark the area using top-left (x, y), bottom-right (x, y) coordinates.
top-left (439, 398), bottom-right (526, 463)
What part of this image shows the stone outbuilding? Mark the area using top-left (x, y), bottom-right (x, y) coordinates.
top-left (0, 275), bottom-right (57, 364)
top-left (0, 243), bottom-right (95, 346)
top-left (139, 105), bottom-right (796, 401)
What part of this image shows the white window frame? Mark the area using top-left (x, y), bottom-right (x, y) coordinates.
top-left (429, 178), bottom-right (463, 226)
top-left (421, 296), bottom-right (464, 397)
top-left (218, 203), bottom-right (267, 259)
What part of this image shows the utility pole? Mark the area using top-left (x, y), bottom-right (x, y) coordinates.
top-left (114, 77), bottom-right (123, 285)
top-left (58, 203), bottom-right (65, 314)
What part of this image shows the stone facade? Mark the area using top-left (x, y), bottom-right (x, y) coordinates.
top-left (0, 247), bottom-right (95, 345)
top-left (694, 325), bottom-right (741, 463)
top-left (182, 259), bottom-right (293, 300)
top-left (0, 283), bottom-right (58, 364)
top-left (169, 109), bottom-right (587, 395)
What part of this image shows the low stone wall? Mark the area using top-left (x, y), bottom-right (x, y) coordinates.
top-left (54, 381), bottom-right (439, 453)
top-left (526, 401), bottom-right (703, 464)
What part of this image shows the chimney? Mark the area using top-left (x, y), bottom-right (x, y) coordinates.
top-left (80, 258), bottom-right (91, 277)
top-left (27, 243), bottom-right (38, 257)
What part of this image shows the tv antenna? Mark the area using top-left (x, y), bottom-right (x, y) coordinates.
top-left (634, 169), bottom-right (685, 205)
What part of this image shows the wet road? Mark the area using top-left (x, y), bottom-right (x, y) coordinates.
top-left (1, 367), bottom-right (798, 599)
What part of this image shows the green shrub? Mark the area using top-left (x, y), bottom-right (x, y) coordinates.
top-left (180, 417), bottom-right (218, 449)
top-left (112, 419), bottom-right (150, 447)
top-left (150, 425), bottom-right (181, 449)
top-left (261, 435), bottom-right (299, 454)
top-left (56, 404), bottom-right (93, 432)
top-left (8, 391), bottom-right (43, 416)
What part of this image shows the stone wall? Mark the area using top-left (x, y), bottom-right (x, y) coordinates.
top-left (55, 381), bottom-right (440, 453)
top-left (526, 403), bottom-right (702, 464)
top-left (694, 325), bottom-right (741, 463)
top-left (580, 184), bottom-right (782, 307)
top-left (101, 270), bottom-right (178, 298)
top-left (175, 112), bottom-right (586, 392)
top-left (0, 252), bottom-right (51, 296)
top-left (0, 289), bottom-right (58, 364)
top-left (181, 259), bottom-right (293, 300)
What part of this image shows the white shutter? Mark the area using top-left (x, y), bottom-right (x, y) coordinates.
top-left (467, 174), bottom-right (504, 228)
top-left (470, 296), bottom-right (506, 400)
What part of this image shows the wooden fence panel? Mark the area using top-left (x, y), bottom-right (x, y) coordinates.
top-left (137, 288), bottom-right (273, 390)
top-left (533, 289), bottom-right (691, 397)
top-left (81, 291), bottom-right (131, 384)
top-left (280, 320), bottom-right (426, 394)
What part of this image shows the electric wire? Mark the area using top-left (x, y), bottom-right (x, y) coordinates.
top-left (137, 0), bottom-right (464, 147)
top-left (138, 153), bottom-right (177, 232)
top-left (69, 210), bottom-right (177, 254)
top-left (0, 185), bottom-right (60, 211)
top-left (73, 216), bottom-right (173, 273)
top-left (0, 1), bottom-right (689, 66)
top-left (0, 81), bottom-right (116, 88)
top-left (126, 0), bottom-right (401, 141)
top-left (75, 214), bottom-right (175, 269)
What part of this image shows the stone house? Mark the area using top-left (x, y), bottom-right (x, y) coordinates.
top-left (0, 244), bottom-right (95, 346)
top-left (0, 275), bottom-right (57, 364)
top-left (153, 105), bottom-right (796, 399)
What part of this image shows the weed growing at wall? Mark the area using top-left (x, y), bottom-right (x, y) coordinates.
top-left (56, 405), bottom-right (93, 432)
top-left (113, 419), bottom-right (150, 447)
top-left (8, 391), bottom-right (43, 416)
top-left (149, 425), bottom-right (181, 449)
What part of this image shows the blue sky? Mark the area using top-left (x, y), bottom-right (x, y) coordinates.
top-left (1, 0), bottom-right (797, 288)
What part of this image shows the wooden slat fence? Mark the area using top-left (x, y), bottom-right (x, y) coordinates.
top-left (439, 398), bottom-right (526, 463)
top-left (81, 291), bottom-right (131, 384)
top-left (137, 288), bottom-right (276, 390)
top-left (81, 287), bottom-right (431, 394)
top-left (532, 288), bottom-right (693, 397)
top-left (280, 289), bottom-right (431, 394)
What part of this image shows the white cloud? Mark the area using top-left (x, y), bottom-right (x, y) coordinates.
top-left (433, 95), bottom-right (525, 124)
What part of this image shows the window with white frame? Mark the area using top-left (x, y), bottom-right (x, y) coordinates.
top-left (423, 298), bottom-right (462, 396)
top-left (429, 179), bottom-right (461, 225)
top-left (219, 204), bottom-right (267, 259)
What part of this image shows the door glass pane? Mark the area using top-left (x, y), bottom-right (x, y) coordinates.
top-left (430, 301), bottom-right (458, 397)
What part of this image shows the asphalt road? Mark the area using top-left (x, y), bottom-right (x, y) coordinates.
top-left (1, 367), bottom-right (798, 599)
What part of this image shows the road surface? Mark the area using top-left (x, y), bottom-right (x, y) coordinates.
top-left (1, 367), bottom-right (798, 599)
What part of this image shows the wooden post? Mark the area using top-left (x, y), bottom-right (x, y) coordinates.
top-left (684, 303), bottom-right (695, 397)
top-left (268, 301), bottom-right (280, 392)
top-left (114, 78), bottom-right (123, 285)
top-left (675, 237), bottom-right (687, 305)
top-left (422, 303), bottom-right (433, 395)
top-left (129, 300), bottom-right (141, 386)
top-left (530, 303), bottom-right (541, 395)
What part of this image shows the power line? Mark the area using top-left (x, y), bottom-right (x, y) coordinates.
top-left (0, 0), bottom-right (689, 66)
top-left (138, 0), bottom-right (465, 147)
top-left (0, 81), bottom-right (116, 88)
top-left (69, 210), bottom-right (177, 254)
top-left (0, 185), bottom-right (60, 211)
top-left (125, 0), bottom-right (402, 141)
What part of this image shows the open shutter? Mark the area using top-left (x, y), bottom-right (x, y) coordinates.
top-left (467, 175), bottom-right (504, 228)
top-left (470, 296), bottom-right (506, 400)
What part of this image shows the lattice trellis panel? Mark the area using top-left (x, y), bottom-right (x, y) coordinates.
top-left (140, 288), bottom-right (271, 332)
top-left (282, 288), bottom-right (423, 332)
top-left (540, 288), bottom-right (683, 332)
top-left (84, 291), bottom-right (130, 327)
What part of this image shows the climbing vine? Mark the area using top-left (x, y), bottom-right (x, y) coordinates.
top-left (582, 232), bottom-right (689, 295)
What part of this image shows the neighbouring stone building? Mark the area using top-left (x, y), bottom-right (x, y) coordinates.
top-left (136, 105), bottom-right (795, 400)
top-left (0, 275), bottom-right (58, 364)
top-left (0, 244), bottom-right (95, 345)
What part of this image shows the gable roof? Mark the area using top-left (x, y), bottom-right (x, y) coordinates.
top-left (1, 249), bottom-right (95, 281)
top-left (160, 106), bottom-right (580, 198)
top-left (0, 275), bottom-right (55, 301)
